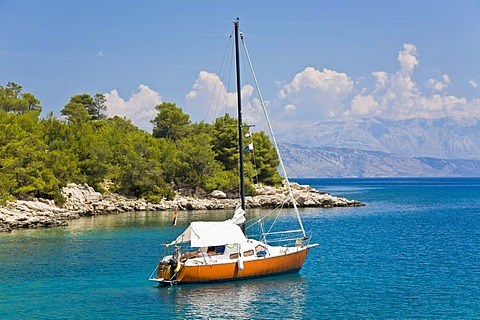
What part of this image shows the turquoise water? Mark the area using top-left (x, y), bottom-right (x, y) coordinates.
top-left (1, 178), bottom-right (480, 319)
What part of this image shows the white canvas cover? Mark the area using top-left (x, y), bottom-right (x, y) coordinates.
top-left (169, 221), bottom-right (247, 247)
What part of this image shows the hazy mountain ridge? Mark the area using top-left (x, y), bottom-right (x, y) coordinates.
top-left (277, 117), bottom-right (480, 160)
top-left (279, 143), bottom-right (480, 178)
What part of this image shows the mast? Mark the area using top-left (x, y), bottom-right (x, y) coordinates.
top-left (234, 18), bottom-right (246, 218)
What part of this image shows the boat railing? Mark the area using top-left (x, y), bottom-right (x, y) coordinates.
top-left (251, 229), bottom-right (312, 248)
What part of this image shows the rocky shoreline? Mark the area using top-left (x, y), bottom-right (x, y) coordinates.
top-left (0, 182), bottom-right (365, 232)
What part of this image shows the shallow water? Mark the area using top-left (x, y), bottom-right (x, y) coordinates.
top-left (1, 178), bottom-right (479, 319)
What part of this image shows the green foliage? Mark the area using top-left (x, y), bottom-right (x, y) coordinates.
top-left (249, 132), bottom-right (283, 187)
top-left (61, 93), bottom-right (107, 123)
top-left (175, 132), bottom-right (220, 189)
top-left (151, 102), bottom-right (191, 140)
top-left (0, 83), bottom-right (283, 204)
top-left (209, 114), bottom-right (282, 191)
top-left (204, 170), bottom-right (238, 193)
top-left (93, 94), bottom-right (108, 120)
top-left (0, 173), bottom-right (15, 204)
top-left (0, 111), bottom-right (60, 200)
top-left (0, 82), bottom-right (42, 114)
top-left (211, 114), bottom-right (238, 171)
top-left (109, 124), bottom-right (175, 200)
top-left (61, 101), bottom-right (90, 124)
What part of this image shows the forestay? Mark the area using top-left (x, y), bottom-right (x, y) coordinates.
top-left (168, 221), bottom-right (247, 247)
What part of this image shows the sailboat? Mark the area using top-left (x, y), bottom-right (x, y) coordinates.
top-left (149, 18), bottom-right (317, 286)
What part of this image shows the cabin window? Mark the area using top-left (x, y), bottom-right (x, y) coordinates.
top-left (255, 245), bottom-right (266, 252)
top-left (215, 245), bottom-right (226, 254)
top-left (207, 246), bottom-right (225, 255)
top-left (243, 250), bottom-right (254, 257)
top-left (229, 253), bottom-right (240, 259)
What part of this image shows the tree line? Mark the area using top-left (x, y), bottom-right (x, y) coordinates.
top-left (0, 82), bottom-right (282, 204)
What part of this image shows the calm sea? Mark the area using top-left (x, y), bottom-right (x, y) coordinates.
top-left (1, 178), bottom-right (479, 319)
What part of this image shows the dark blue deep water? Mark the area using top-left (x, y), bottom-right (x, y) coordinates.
top-left (1, 178), bottom-right (480, 319)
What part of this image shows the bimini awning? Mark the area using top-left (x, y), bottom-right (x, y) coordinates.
top-left (168, 221), bottom-right (247, 247)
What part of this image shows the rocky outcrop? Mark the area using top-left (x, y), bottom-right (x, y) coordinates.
top-left (0, 182), bottom-right (365, 232)
top-left (251, 183), bottom-right (364, 208)
top-left (0, 199), bottom-right (71, 232)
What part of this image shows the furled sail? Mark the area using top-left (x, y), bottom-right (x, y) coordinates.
top-left (226, 205), bottom-right (246, 225)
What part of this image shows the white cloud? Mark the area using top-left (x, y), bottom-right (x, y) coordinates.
top-left (185, 71), bottom-right (260, 124)
top-left (348, 45), bottom-right (421, 120)
top-left (469, 79), bottom-right (479, 88)
top-left (372, 71), bottom-right (388, 91)
top-left (397, 43), bottom-right (418, 74)
top-left (185, 71), bottom-right (236, 122)
top-left (170, 43), bottom-right (480, 130)
top-left (104, 84), bottom-right (161, 132)
top-left (96, 51), bottom-right (104, 57)
top-left (344, 44), bottom-right (477, 120)
top-left (272, 43), bottom-right (479, 123)
top-left (349, 94), bottom-right (379, 116)
top-left (284, 103), bottom-right (296, 112)
top-left (276, 67), bottom-right (353, 119)
top-left (426, 74), bottom-right (450, 92)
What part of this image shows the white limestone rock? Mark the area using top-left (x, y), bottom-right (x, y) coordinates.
top-left (210, 190), bottom-right (227, 199)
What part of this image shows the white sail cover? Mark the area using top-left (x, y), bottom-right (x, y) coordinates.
top-left (169, 221), bottom-right (247, 247)
top-left (226, 205), bottom-right (246, 225)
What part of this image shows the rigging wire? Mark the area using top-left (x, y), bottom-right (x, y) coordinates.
top-left (240, 30), bottom-right (307, 239)
top-left (245, 202), bottom-right (306, 246)
top-left (239, 32), bottom-right (260, 185)
top-left (203, 31), bottom-right (234, 123)
top-left (206, 24), bottom-right (306, 241)
top-left (225, 39), bottom-right (235, 118)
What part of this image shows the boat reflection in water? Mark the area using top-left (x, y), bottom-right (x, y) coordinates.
top-left (153, 274), bottom-right (308, 319)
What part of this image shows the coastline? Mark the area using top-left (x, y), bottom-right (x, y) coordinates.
top-left (0, 182), bottom-right (365, 232)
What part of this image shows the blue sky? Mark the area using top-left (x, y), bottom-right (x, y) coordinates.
top-left (1, 1), bottom-right (480, 131)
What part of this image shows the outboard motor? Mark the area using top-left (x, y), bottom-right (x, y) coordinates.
top-left (169, 258), bottom-right (178, 270)
top-left (167, 246), bottom-right (183, 279)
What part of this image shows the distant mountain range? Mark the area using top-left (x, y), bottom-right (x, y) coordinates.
top-left (276, 117), bottom-right (480, 177)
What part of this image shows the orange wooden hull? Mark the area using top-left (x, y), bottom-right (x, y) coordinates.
top-left (172, 248), bottom-right (309, 284)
